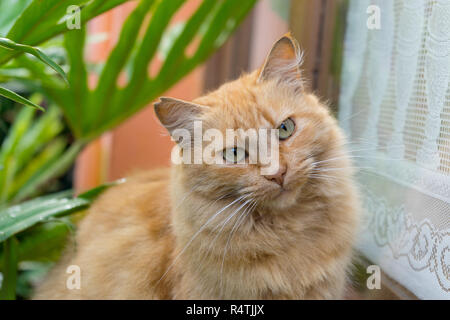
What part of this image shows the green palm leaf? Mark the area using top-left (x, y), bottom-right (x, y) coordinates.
top-left (0, 86), bottom-right (44, 111)
top-left (0, 179), bottom-right (125, 243)
top-left (0, 0), bottom-right (131, 65)
top-left (0, 37), bottom-right (67, 82)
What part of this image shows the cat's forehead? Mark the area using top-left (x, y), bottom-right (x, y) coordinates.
top-left (195, 78), bottom-right (296, 130)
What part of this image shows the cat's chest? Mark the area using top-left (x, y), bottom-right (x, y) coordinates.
top-left (179, 248), bottom-right (302, 299)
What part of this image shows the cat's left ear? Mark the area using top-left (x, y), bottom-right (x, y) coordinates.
top-left (154, 97), bottom-right (207, 135)
top-left (258, 32), bottom-right (303, 91)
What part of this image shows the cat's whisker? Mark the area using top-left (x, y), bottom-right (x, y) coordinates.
top-left (310, 166), bottom-right (373, 172)
top-left (344, 145), bottom-right (405, 154)
top-left (194, 198), bottom-right (252, 274)
top-left (341, 137), bottom-right (375, 145)
top-left (174, 178), bottom-right (219, 205)
top-left (155, 195), bottom-right (248, 286)
top-left (207, 197), bottom-right (253, 250)
top-left (311, 154), bottom-right (403, 167)
top-left (198, 192), bottom-right (235, 213)
top-left (173, 185), bottom-right (204, 211)
top-left (183, 194), bottom-right (251, 269)
top-left (219, 199), bottom-right (258, 290)
top-left (309, 172), bottom-right (351, 179)
top-left (337, 136), bottom-right (405, 150)
top-left (209, 194), bottom-right (253, 233)
top-left (179, 185), bottom-right (237, 218)
top-left (338, 109), bottom-right (365, 123)
top-left (326, 146), bottom-right (405, 161)
top-left (228, 200), bottom-right (257, 245)
top-left (308, 173), bottom-right (351, 185)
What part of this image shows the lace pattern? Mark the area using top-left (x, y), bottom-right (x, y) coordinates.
top-left (340, 0), bottom-right (450, 299)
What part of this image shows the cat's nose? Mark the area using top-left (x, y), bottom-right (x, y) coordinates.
top-left (264, 164), bottom-right (287, 186)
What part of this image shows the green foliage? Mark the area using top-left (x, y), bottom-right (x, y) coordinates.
top-left (0, 0), bottom-right (131, 65)
top-left (0, 0), bottom-right (32, 36)
top-left (0, 237), bottom-right (18, 300)
top-left (0, 38), bottom-right (67, 83)
top-left (0, 87), bottom-right (45, 111)
top-left (0, 180), bottom-right (123, 299)
top-left (35, 0), bottom-right (258, 140)
top-left (0, 180), bottom-right (124, 243)
top-left (0, 0), bottom-right (131, 111)
top-left (0, 37), bottom-right (66, 110)
top-left (0, 103), bottom-right (81, 205)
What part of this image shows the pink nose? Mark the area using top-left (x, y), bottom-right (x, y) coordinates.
top-left (264, 164), bottom-right (287, 186)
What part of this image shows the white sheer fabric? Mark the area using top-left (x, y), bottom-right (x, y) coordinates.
top-left (339, 0), bottom-right (450, 299)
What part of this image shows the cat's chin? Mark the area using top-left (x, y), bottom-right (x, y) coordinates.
top-left (262, 186), bottom-right (301, 211)
top-left (262, 174), bottom-right (310, 210)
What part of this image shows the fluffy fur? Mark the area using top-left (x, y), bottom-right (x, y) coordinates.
top-left (34, 34), bottom-right (360, 300)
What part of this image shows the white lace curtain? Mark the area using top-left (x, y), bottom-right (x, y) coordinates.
top-left (339, 0), bottom-right (450, 299)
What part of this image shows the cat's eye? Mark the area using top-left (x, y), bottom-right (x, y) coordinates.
top-left (278, 118), bottom-right (295, 140)
top-left (223, 147), bottom-right (247, 164)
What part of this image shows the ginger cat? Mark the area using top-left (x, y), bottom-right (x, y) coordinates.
top-left (34, 34), bottom-right (360, 299)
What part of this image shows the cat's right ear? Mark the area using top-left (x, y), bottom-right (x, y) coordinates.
top-left (258, 32), bottom-right (304, 92)
top-left (154, 97), bottom-right (207, 135)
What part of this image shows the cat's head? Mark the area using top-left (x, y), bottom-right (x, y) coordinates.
top-left (155, 33), bottom-right (347, 211)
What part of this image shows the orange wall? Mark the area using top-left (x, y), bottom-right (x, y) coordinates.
top-left (249, 0), bottom-right (290, 69)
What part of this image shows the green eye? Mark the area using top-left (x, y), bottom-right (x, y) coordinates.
top-left (278, 118), bottom-right (295, 140)
top-left (223, 147), bottom-right (247, 163)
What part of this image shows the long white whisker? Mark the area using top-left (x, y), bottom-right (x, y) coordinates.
top-left (308, 173), bottom-right (351, 185)
top-left (310, 166), bottom-right (372, 172)
top-left (155, 195), bottom-right (247, 286)
top-left (219, 200), bottom-right (257, 290)
top-left (208, 198), bottom-right (252, 250)
top-left (312, 154), bottom-right (403, 167)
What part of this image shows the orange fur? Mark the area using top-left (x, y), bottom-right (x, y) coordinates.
top-left (34, 34), bottom-right (360, 300)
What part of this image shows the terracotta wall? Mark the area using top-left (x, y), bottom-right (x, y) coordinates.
top-left (249, 0), bottom-right (290, 70)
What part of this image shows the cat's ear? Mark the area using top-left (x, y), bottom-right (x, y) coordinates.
top-left (154, 97), bottom-right (207, 134)
top-left (258, 33), bottom-right (303, 91)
